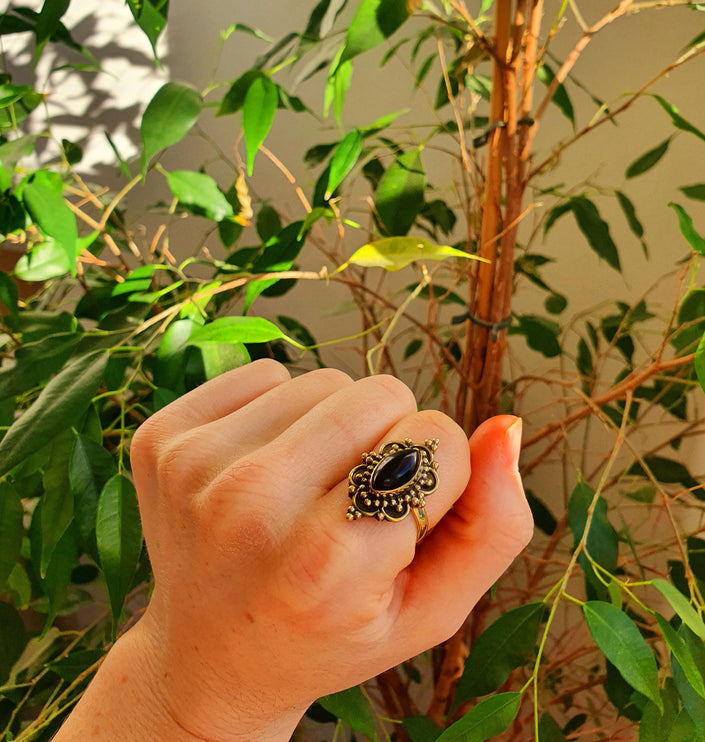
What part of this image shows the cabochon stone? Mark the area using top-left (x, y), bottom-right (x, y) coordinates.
top-left (371, 449), bottom-right (420, 492)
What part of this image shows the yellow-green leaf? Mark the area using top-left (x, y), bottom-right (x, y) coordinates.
top-left (652, 578), bottom-right (705, 641)
top-left (345, 237), bottom-right (481, 272)
top-left (243, 75), bottom-right (278, 176)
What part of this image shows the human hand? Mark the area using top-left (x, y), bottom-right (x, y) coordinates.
top-left (56, 359), bottom-right (532, 741)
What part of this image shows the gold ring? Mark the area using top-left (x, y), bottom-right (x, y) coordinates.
top-left (411, 506), bottom-right (429, 542)
top-left (346, 437), bottom-right (439, 542)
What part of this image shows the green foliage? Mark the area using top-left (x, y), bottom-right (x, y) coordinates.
top-left (1, 1), bottom-right (705, 739)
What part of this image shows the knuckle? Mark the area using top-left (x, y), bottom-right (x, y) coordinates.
top-left (358, 374), bottom-right (417, 411)
top-left (248, 357), bottom-right (291, 383)
top-left (305, 366), bottom-right (353, 390)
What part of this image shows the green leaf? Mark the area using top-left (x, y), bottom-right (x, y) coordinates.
top-left (654, 613), bottom-right (705, 699)
top-left (318, 686), bottom-right (377, 741)
top-left (256, 204), bottom-right (282, 242)
top-left (437, 692), bottom-right (521, 742)
top-left (0, 331), bottom-right (82, 399)
top-left (583, 601), bottom-right (661, 711)
top-left (652, 94), bottom-right (705, 143)
top-left (455, 603), bottom-right (544, 702)
top-left (570, 196), bottom-right (621, 272)
top-left (403, 716), bottom-right (443, 742)
top-left (217, 70), bottom-right (262, 116)
top-left (96, 474), bottom-right (143, 637)
top-left (69, 435), bottom-right (117, 559)
top-left (626, 456), bottom-right (702, 498)
top-left (652, 578), bottom-right (705, 641)
top-left (39, 429), bottom-right (75, 578)
top-left (568, 480), bottom-right (618, 573)
top-left (187, 316), bottom-right (291, 347)
top-left (538, 713), bottom-right (567, 741)
top-left (0, 601), bottom-right (28, 684)
top-left (34, 0), bottom-right (71, 60)
top-left (680, 183), bottom-right (705, 201)
top-left (339, 0), bottom-right (415, 66)
top-left (672, 626), bottom-right (705, 739)
top-left (243, 75), bottom-right (278, 176)
top-left (344, 236), bottom-right (479, 272)
top-left (140, 82), bottom-right (202, 175)
top-left (49, 648), bottom-right (104, 682)
top-left (537, 63), bottom-right (575, 128)
top-left (324, 46), bottom-right (353, 123)
top-left (668, 202), bottom-right (705, 255)
top-left (126, 0), bottom-right (169, 58)
top-left (526, 491), bottom-right (557, 536)
top-left (166, 170), bottom-right (234, 222)
top-left (404, 338), bottom-right (423, 360)
top-left (194, 342), bottom-right (251, 381)
top-left (0, 350), bottom-right (108, 479)
top-left (374, 148), bottom-right (425, 235)
top-left (615, 190), bottom-right (647, 256)
top-left (22, 171), bottom-right (77, 269)
top-left (509, 315), bottom-right (562, 358)
top-left (14, 237), bottom-right (75, 281)
top-left (30, 508), bottom-right (77, 628)
top-left (0, 481), bottom-right (23, 588)
top-left (327, 129), bottom-right (363, 197)
top-left (0, 134), bottom-right (37, 170)
top-left (695, 332), bottom-right (705, 396)
top-left (625, 137), bottom-right (671, 178)
top-left (0, 272), bottom-right (18, 317)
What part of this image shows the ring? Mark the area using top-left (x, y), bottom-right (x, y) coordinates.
top-left (346, 437), bottom-right (439, 542)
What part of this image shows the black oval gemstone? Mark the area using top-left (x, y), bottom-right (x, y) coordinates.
top-left (371, 449), bottom-right (420, 492)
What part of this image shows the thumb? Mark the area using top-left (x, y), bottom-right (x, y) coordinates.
top-left (395, 415), bottom-right (533, 653)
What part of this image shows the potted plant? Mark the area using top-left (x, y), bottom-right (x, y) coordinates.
top-left (1, 1), bottom-right (705, 739)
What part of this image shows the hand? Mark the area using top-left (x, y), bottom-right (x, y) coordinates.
top-left (55, 360), bottom-right (532, 741)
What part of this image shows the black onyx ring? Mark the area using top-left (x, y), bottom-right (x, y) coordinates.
top-left (346, 438), bottom-right (440, 542)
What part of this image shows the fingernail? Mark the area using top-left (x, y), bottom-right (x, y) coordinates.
top-left (503, 417), bottom-right (522, 468)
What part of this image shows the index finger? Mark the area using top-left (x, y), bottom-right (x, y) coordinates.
top-left (146, 358), bottom-right (291, 436)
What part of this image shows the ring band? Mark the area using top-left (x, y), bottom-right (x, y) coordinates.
top-left (346, 437), bottom-right (439, 542)
top-left (411, 506), bottom-right (429, 542)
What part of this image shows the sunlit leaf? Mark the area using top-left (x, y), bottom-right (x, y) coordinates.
top-left (22, 171), bottom-right (77, 269)
top-left (625, 138), bottom-right (671, 178)
top-left (126, 0), bottom-right (169, 58)
top-left (34, 0), bottom-right (70, 60)
top-left (96, 474), bottom-right (143, 637)
top-left (243, 75), bottom-right (278, 176)
top-left (668, 202), bottom-right (705, 255)
top-left (187, 316), bottom-right (293, 347)
top-left (327, 129), bottom-right (363, 197)
top-left (338, 0), bottom-right (415, 66)
top-left (318, 686), bottom-right (377, 741)
top-left (652, 94), bottom-right (705, 143)
top-left (166, 170), bottom-right (234, 222)
top-left (652, 578), bottom-right (705, 641)
top-left (344, 236), bottom-right (480, 272)
top-left (583, 601), bottom-right (661, 711)
top-left (140, 82), bottom-right (202, 175)
top-left (654, 613), bottom-right (705, 699)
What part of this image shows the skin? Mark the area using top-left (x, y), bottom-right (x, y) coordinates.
top-left (53, 359), bottom-right (533, 741)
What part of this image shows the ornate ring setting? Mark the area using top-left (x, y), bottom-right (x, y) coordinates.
top-left (346, 438), bottom-right (439, 542)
